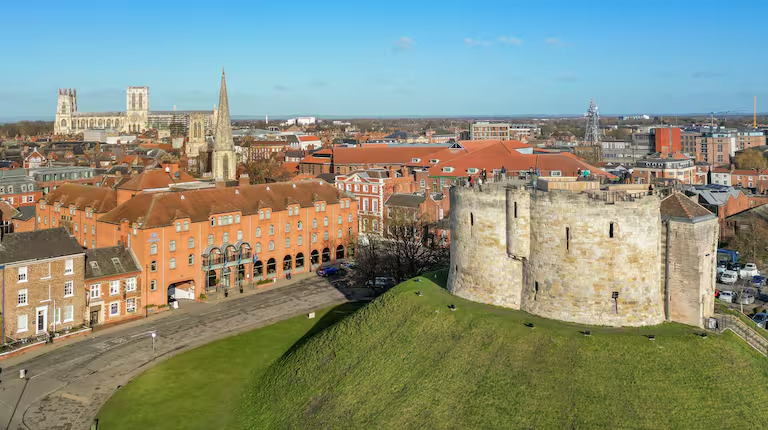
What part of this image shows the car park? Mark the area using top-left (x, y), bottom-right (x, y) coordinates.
top-left (740, 263), bottom-right (760, 279)
top-left (718, 290), bottom-right (735, 303)
top-left (753, 313), bottom-right (768, 329)
top-left (720, 270), bottom-right (738, 284)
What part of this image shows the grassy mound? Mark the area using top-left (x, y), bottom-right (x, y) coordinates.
top-left (97, 303), bottom-right (363, 430)
top-left (241, 272), bottom-right (768, 429)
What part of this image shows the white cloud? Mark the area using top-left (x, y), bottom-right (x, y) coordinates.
top-left (394, 36), bottom-right (414, 50)
top-left (545, 37), bottom-right (563, 46)
top-left (498, 36), bottom-right (522, 46)
top-left (465, 38), bottom-right (490, 47)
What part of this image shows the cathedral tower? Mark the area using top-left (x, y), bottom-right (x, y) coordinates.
top-left (211, 69), bottom-right (237, 182)
top-left (54, 88), bottom-right (77, 135)
top-left (186, 112), bottom-right (206, 158)
top-left (125, 86), bottom-right (150, 133)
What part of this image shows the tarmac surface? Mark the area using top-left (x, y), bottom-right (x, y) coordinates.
top-left (0, 273), bottom-right (359, 430)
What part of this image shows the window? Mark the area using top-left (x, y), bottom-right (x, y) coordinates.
top-left (297, 221), bottom-right (302, 231)
top-left (175, 222), bottom-right (181, 232)
top-left (269, 225), bottom-right (274, 235)
top-left (315, 204), bottom-right (320, 212)
top-left (169, 258), bottom-right (176, 269)
top-left (18, 266), bottom-right (27, 282)
top-left (289, 206), bottom-right (294, 216)
top-left (312, 219), bottom-right (318, 228)
top-left (188, 237), bottom-right (195, 249)
top-left (109, 280), bottom-right (120, 295)
top-left (255, 243), bottom-right (262, 253)
top-left (372, 200), bottom-right (378, 213)
top-left (126, 298), bottom-right (136, 313)
top-left (211, 218), bottom-right (216, 226)
top-left (208, 234), bottom-right (214, 246)
top-left (266, 210), bottom-right (271, 220)
top-left (338, 229), bottom-right (342, 239)
top-left (169, 240), bottom-right (176, 251)
top-left (354, 184), bottom-right (360, 191)
top-left (566, 227), bottom-right (570, 251)
top-left (65, 259), bottom-right (73, 275)
top-left (150, 280), bottom-right (157, 291)
top-left (324, 231), bottom-right (329, 241)
top-left (74, 224), bottom-right (78, 232)
top-left (321, 203), bottom-right (326, 211)
top-left (285, 238), bottom-right (291, 248)
top-left (150, 243), bottom-right (158, 255)
top-left (514, 202), bottom-right (518, 218)
top-left (348, 214), bottom-right (353, 223)
top-left (323, 217), bottom-right (328, 226)
top-left (363, 185), bottom-right (368, 192)
top-left (17, 289), bottom-right (28, 306)
top-left (269, 241), bottom-right (275, 251)
top-left (298, 236), bottom-right (303, 246)
top-left (126, 277), bottom-right (136, 292)
top-left (363, 200), bottom-right (369, 212)
top-left (259, 210), bottom-right (264, 220)
top-left (256, 227), bottom-right (262, 237)
top-left (92, 225), bottom-right (96, 235)
top-left (223, 232), bottom-right (229, 243)
top-left (237, 230), bottom-right (243, 241)
top-left (285, 223), bottom-right (290, 233)
top-left (90, 284), bottom-right (100, 299)
top-left (64, 305), bottom-right (74, 322)
top-left (372, 186), bottom-right (378, 193)
top-left (150, 261), bottom-right (157, 272)
top-left (312, 233), bottom-right (317, 243)
top-left (183, 220), bottom-right (189, 231)
top-left (17, 315), bottom-right (27, 333)
top-left (550, 170), bottom-right (562, 177)
top-left (346, 184), bottom-right (351, 191)
top-left (188, 254), bottom-right (195, 265)
top-left (64, 280), bottom-right (74, 297)
top-left (235, 214), bottom-right (241, 223)
top-left (420, 179), bottom-right (426, 188)
top-left (110, 302), bottom-right (120, 317)
top-left (609, 222), bottom-right (615, 238)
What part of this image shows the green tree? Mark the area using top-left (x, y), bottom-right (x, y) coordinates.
top-left (734, 150), bottom-right (768, 171)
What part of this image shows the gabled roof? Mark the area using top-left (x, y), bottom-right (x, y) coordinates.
top-left (99, 180), bottom-right (348, 229)
top-left (84, 246), bottom-right (141, 280)
top-left (117, 168), bottom-right (197, 191)
top-left (660, 193), bottom-right (715, 221)
top-left (298, 135), bottom-right (321, 142)
top-left (333, 146), bottom-right (443, 165)
top-left (385, 193), bottom-right (426, 208)
top-left (0, 228), bottom-right (83, 264)
top-left (43, 183), bottom-right (117, 213)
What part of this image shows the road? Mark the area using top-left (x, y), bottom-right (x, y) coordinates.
top-left (0, 274), bottom-right (356, 430)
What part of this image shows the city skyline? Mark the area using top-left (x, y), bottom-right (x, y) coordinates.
top-left (1, 0), bottom-right (766, 119)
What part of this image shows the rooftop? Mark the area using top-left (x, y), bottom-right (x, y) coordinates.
top-left (0, 228), bottom-right (83, 264)
top-left (660, 193), bottom-right (715, 221)
top-left (84, 246), bottom-right (141, 280)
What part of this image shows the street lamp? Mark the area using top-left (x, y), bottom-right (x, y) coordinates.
top-left (151, 332), bottom-right (157, 355)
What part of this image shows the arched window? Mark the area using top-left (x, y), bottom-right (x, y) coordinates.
top-left (285, 223), bottom-right (290, 233)
top-left (255, 243), bottom-right (262, 253)
top-left (285, 238), bottom-right (290, 248)
top-left (183, 220), bottom-right (189, 231)
top-left (323, 217), bottom-right (328, 226)
top-left (256, 227), bottom-right (262, 237)
top-left (288, 206), bottom-right (293, 216)
top-left (237, 230), bottom-right (243, 241)
top-left (188, 254), bottom-right (194, 265)
top-left (207, 234), bottom-right (214, 245)
top-left (188, 237), bottom-right (195, 248)
top-left (175, 222), bottom-right (181, 232)
top-left (324, 231), bottom-right (329, 241)
top-left (269, 225), bottom-right (274, 235)
top-left (297, 221), bottom-right (303, 231)
top-left (150, 243), bottom-right (158, 255)
top-left (298, 235), bottom-right (303, 246)
top-left (338, 229), bottom-right (342, 239)
top-left (312, 233), bottom-right (317, 243)
top-left (269, 240), bottom-right (275, 251)
top-left (150, 261), bottom-right (157, 271)
top-left (60, 119), bottom-right (67, 127)
top-left (169, 240), bottom-right (176, 252)
top-left (312, 219), bottom-right (318, 228)
top-left (348, 214), bottom-right (353, 223)
top-left (338, 215), bottom-right (342, 225)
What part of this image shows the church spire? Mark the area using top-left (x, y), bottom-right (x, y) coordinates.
top-left (214, 67), bottom-right (234, 151)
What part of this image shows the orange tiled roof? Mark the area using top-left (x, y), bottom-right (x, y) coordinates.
top-left (100, 180), bottom-right (348, 228)
top-left (117, 169), bottom-right (197, 191)
top-left (43, 184), bottom-right (117, 213)
top-left (299, 135), bottom-right (321, 142)
top-left (731, 169), bottom-right (760, 176)
top-left (333, 146), bottom-right (444, 165)
top-left (282, 162), bottom-right (299, 174)
top-left (660, 193), bottom-right (713, 220)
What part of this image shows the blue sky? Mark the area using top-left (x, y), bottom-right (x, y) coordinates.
top-left (1, 0), bottom-right (766, 119)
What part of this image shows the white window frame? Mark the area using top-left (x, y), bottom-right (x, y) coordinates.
top-left (18, 266), bottom-right (27, 283)
top-left (17, 288), bottom-right (28, 306)
top-left (64, 280), bottom-right (74, 297)
top-left (90, 284), bottom-right (101, 299)
top-left (126, 298), bottom-right (136, 313)
top-left (17, 315), bottom-right (28, 333)
top-left (64, 305), bottom-right (74, 322)
top-left (125, 277), bottom-right (137, 292)
top-left (109, 280), bottom-right (120, 295)
top-left (109, 301), bottom-right (120, 317)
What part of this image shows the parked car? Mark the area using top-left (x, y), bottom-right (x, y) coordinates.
top-left (317, 266), bottom-right (339, 277)
top-left (753, 313), bottom-right (768, 329)
top-left (740, 263), bottom-right (760, 279)
top-left (720, 270), bottom-right (738, 284)
top-left (716, 265), bottom-right (727, 277)
top-left (752, 276), bottom-right (766, 287)
top-left (366, 276), bottom-right (395, 288)
top-left (739, 289), bottom-right (756, 305)
top-left (718, 290), bottom-right (735, 303)
top-left (341, 261), bottom-right (356, 269)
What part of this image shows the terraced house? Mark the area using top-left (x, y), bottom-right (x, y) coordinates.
top-left (95, 179), bottom-right (358, 306)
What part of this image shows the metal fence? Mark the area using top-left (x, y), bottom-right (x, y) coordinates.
top-left (713, 313), bottom-right (768, 356)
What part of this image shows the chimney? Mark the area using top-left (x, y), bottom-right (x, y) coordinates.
top-left (239, 173), bottom-right (250, 187)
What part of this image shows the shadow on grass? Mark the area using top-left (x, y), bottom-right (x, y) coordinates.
top-left (281, 301), bottom-right (368, 358)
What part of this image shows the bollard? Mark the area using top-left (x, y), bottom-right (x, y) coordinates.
top-left (19, 369), bottom-right (26, 379)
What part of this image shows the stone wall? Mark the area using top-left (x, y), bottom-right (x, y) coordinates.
top-left (665, 217), bottom-right (718, 327)
top-left (448, 185), bottom-right (523, 309)
top-left (521, 190), bottom-right (665, 326)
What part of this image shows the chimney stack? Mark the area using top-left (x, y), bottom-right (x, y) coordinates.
top-left (239, 173), bottom-right (250, 187)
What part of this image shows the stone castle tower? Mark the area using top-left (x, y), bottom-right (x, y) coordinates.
top-left (447, 179), bottom-right (718, 328)
top-left (211, 69), bottom-right (237, 182)
top-left (54, 88), bottom-right (77, 134)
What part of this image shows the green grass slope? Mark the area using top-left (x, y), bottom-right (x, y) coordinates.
top-left (97, 303), bottom-right (363, 430)
top-left (241, 273), bottom-right (768, 429)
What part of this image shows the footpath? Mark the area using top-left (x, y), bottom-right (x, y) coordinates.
top-left (0, 273), bottom-right (356, 430)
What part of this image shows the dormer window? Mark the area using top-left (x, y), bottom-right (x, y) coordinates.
top-left (467, 168), bottom-right (479, 174)
top-left (430, 159), bottom-right (440, 164)
top-left (411, 158), bottom-right (421, 163)
top-left (442, 167), bottom-right (454, 173)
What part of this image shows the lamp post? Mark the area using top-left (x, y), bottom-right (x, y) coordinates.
top-left (151, 331), bottom-right (156, 355)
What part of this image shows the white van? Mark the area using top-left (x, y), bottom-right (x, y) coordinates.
top-left (720, 270), bottom-right (738, 284)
